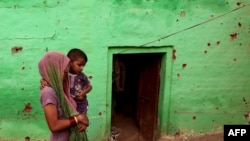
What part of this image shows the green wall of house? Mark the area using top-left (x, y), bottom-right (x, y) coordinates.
top-left (0, 0), bottom-right (250, 140)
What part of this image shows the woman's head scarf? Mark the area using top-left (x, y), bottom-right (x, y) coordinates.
top-left (38, 51), bottom-right (88, 141)
top-left (38, 51), bottom-right (77, 112)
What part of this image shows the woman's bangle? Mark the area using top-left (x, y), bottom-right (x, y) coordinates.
top-left (69, 117), bottom-right (77, 126)
top-left (74, 116), bottom-right (78, 124)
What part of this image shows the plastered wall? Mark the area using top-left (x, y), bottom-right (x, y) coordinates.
top-left (0, 0), bottom-right (250, 140)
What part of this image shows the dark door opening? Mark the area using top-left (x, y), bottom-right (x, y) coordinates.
top-left (111, 53), bottom-right (162, 141)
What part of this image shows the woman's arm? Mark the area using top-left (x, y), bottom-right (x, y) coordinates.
top-left (43, 104), bottom-right (89, 132)
top-left (43, 103), bottom-right (71, 132)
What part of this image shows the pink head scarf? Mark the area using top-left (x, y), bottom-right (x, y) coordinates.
top-left (38, 51), bottom-right (77, 116)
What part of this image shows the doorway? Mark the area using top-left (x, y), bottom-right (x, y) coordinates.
top-left (111, 53), bottom-right (163, 141)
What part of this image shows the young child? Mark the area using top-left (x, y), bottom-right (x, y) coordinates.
top-left (67, 48), bottom-right (92, 114)
top-left (40, 48), bottom-right (92, 114)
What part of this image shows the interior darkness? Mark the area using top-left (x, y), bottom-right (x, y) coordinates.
top-left (112, 53), bottom-right (159, 118)
top-left (111, 53), bottom-right (162, 141)
top-left (112, 53), bottom-right (161, 123)
top-left (112, 54), bottom-right (142, 119)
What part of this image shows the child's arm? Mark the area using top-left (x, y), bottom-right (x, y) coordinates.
top-left (83, 84), bottom-right (92, 94)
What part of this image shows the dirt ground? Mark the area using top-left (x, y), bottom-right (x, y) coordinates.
top-left (112, 111), bottom-right (224, 141)
top-left (158, 132), bottom-right (223, 141)
top-left (111, 106), bottom-right (224, 141)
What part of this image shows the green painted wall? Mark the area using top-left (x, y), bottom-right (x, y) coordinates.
top-left (0, 0), bottom-right (250, 140)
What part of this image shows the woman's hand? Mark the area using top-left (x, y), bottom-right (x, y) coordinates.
top-left (77, 123), bottom-right (88, 132)
top-left (76, 114), bottom-right (89, 132)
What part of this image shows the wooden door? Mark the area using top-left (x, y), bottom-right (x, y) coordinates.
top-left (136, 55), bottom-right (161, 141)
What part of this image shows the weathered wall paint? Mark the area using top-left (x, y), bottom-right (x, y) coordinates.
top-left (0, 0), bottom-right (250, 140)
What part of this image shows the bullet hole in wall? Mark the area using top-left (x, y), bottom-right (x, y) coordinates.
top-left (204, 50), bottom-right (208, 54)
top-left (236, 2), bottom-right (241, 6)
top-left (243, 97), bottom-right (249, 105)
top-left (180, 11), bottom-right (185, 17)
top-left (216, 41), bottom-right (221, 45)
top-left (238, 22), bottom-right (242, 27)
top-left (243, 97), bottom-right (246, 102)
top-left (193, 116), bottom-right (196, 120)
top-left (11, 46), bottom-right (23, 54)
top-left (177, 73), bottom-right (180, 78)
top-left (230, 33), bottom-right (237, 40)
top-left (25, 136), bottom-right (30, 141)
top-left (207, 43), bottom-right (211, 46)
top-left (182, 64), bottom-right (187, 69)
top-left (88, 76), bottom-right (93, 79)
top-left (22, 62), bottom-right (25, 70)
top-left (99, 112), bottom-right (102, 116)
top-left (23, 103), bottom-right (32, 112)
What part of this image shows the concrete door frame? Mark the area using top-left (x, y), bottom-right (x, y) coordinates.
top-left (106, 46), bottom-right (174, 138)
